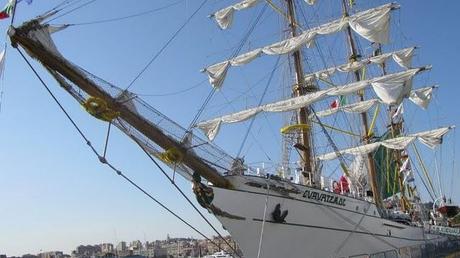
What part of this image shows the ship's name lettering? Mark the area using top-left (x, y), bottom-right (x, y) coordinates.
top-left (302, 190), bottom-right (346, 206)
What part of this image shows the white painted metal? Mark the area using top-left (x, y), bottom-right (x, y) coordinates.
top-left (210, 175), bottom-right (445, 258)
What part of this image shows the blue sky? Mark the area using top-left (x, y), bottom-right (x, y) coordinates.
top-left (0, 0), bottom-right (459, 255)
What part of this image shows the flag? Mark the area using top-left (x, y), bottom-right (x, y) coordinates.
top-left (0, 0), bottom-right (32, 20)
top-left (330, 96), bottom-right (346, 109)
top-left (330, 99), bottom-right (339, 109)
top-left (0, 0), bottom-right (14, 19)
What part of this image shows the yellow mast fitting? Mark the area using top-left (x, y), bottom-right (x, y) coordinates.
top-left (83, 97), bottom-right (120, 122)
top-left (367, 103), bottom-right (380, 138)
top-left (280, 124), bottom-right (309, 134)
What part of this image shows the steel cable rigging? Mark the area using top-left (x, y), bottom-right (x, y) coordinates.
top-left (16, 48), bottom-right (231, 253)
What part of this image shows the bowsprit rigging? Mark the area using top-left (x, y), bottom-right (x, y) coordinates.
top-left (6, 0), bottom-right (460, 257)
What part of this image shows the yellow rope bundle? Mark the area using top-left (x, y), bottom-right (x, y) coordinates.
top-left (83, 97), bottom-right (120, 122)
top-left (159, 148), bottom-right (183, 164)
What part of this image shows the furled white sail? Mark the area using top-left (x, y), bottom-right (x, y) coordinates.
top-left (312, 99), bottom-right (380, 118)
top-left (205, 3), bottom-right (399, 88)
top-left (311, 86), bottom-right (437, 119)
top-left (213, 0), bottom-right (260, 30)
top-left (408, 86), bottom-right (436, 110)
top-left (197, 90), bottom-right (328, 140)
top-left (213, 0), bottom-right (321, 30)
top-left (316, 126), bottom-right (455, 161)
top-left (197, 67), bottom-right (427, 140)
top-left (305, 47), bottom-right (416, 83)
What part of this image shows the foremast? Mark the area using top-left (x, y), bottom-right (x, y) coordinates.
top-left (341, 0), bottom-right (382, 207)
top-left (286, 0), bottom-right (316, 185)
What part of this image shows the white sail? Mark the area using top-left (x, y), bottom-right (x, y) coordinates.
top-left (316, 126), bottom-right (455, 161)
top-left (213, 0), bottom-right (320, 30)
top-left (312, 86), bottom-right (437, 119)
top-left (305, 47), bottom-right (416, 82)
top-left (408, 85), bottom-right (437, 110)
top-left (213, 0), bottom-right (260, 30)
top-left (197, 67), bottom-right (427, 140)
top-left (312, 99), bottom-right (380, 118)
top-left (205, 3), bottom-right (399, 88)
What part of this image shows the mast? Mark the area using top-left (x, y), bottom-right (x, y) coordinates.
top-left (9, 21), bottom-right (230, 188)
top-left (286, 0), bottom-right (316, 185)
top-left (341, 0), bottom-right (382, 207)
top-left (375, 43), bottom-right (408, 211)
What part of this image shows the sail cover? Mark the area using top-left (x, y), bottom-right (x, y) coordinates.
top-left (305, 47), bottom-right (416, 82)
top-left (206, 3), bottom-right (399, 88)
top-left (316, 126), bottom-right (455, 161)
top-left (197, 67), bottom-right (428, 140)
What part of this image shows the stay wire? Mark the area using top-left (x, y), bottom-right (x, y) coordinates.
top-left (16, 48), bottom-right (224, 251)
top-left (129, 137), bottom-right (242, 258)
top-left (237, 55), bottom-right (281, 158)
top-left (47, 0), bottom-right (98, 23)
top-left (67, 0), bottom-right (183, 27)
top-left (187, 4), bottom-right (268, 131)
top-left (125, 0), bottom-right (209, 91)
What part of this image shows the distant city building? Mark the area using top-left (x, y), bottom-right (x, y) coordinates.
top-left (129, 240), bottom-right (142, 251)
top-left (73, 245), bottom-right (101, 258)
top-left (38, 251), bottom-right (64, 258)
top-left (100, 243), bottom-right (114, 254)
top-left (116, 241), bottom-right (127, 252)
top-left (22, 254), bottom-right (38, 258)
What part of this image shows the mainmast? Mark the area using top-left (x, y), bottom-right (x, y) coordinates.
top-left (341, 0), bottom-right (382, 207)
top-left (286, 0), bottom-right (316, 185)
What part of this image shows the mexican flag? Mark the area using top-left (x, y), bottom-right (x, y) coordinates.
top-left (0, 0), bottom-right (32, 20)
top-left (330, 96), bottom-right (347, 109)
top-left (0, 0), bottom-right (14, 19)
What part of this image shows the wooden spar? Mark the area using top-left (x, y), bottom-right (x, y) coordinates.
top-left (341, 1), bottom-right (382, 208)
top-left (375, 43), bottom-right (408, 211)
top-left (286, 0), bottom-right (315, 185)
top-left (9, 22), bottom-right (230, 188)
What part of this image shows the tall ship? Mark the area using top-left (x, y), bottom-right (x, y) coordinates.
top-left (4, 0), bottom-right (459, 257)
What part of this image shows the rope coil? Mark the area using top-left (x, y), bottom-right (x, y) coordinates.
top-left (83, 97), bottom-right (120, 122)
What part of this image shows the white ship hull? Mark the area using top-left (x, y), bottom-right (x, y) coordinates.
top-left (208, 175), bottom-right (446, 258)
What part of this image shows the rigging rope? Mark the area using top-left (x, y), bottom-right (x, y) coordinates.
top-left (134, 78), bottom-right (206, 97)
top-left (256, 180), bottom-right (270, 258)
top-left (125, 0), bottom-right (209, 91)
top-left (237, 55), bottom-right (281, 158)
top-left (16, 48), bottom-right (226, 252)
top-left (412, 143), bottom-right (437, 199)
top-left (67, 0), bottom-right (183, 26)
top-left (129, 137), bottom-right (242, 258)
top-left (47, 0), bottom-right (99, 23)
top-left (311, 107), bottom-right (350, 177)
top-left (186, 3), bottom-right (269, 132)
top-left (184, 5), bottom-right (267, 137)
